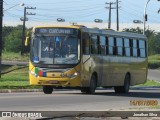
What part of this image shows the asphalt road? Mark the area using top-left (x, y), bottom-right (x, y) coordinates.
top-left (0, 89), bottom-right (160, 119)
top-left (148, 69), bottom-right (160, 82)
top-left (0, 89), bottom-right (159, 111)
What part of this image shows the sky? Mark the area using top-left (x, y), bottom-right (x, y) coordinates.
top-left (3, 0), bottom-right (160, 30)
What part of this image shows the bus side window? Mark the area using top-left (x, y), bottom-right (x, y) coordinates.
top-left (91, 35), bottom-right (98, 54)
top-left (100, 36), bottom-right (106, 55)
top-left (82, 33), bottom-right (90, 55)
top-left (116, 37), bottom-right (123, 56)
top-left (108, 37), bottom-right (114, 55)
top-left (124, 38), bottom-right (130, 57)
top-left (139, 40), bottom-right (146, 57)
top-left (133, 39), bottom-right (138, 57)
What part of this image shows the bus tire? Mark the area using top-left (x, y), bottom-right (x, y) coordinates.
top-left (114, 74), bottom-right (130, 93)
top-left (86, 75), bottom-right (97, 94)
top-left (43, 86), bottom-right (53, 94)
top-left (80, 87), bottom-right (87, 93)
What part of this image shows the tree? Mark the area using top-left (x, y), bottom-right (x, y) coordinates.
top-left (2, 25), bottom-right (29, 53)
top-left (5, 29), bottom-right (22, 52)
top-left (123, 27), bottom-right (143, 34)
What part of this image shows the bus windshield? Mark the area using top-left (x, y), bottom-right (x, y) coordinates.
top-left (31, 35), bottom-right (80, 65)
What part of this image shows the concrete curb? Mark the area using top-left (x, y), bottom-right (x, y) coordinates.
top-left (0, 89), bottom-right (42, 93)
top-left (130, 86), bottom-right (160, 90)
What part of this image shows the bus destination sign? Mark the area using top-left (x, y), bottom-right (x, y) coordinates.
top-left (35, 28), bottom-right (76, 34)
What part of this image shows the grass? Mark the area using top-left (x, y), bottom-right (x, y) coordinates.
top-left (2, 51), bottom-right (29, 61)
top-left (148, 54), bottom-right (160, 60)
top-left (1, 52), bottom-right (30, 89)
top-left (137, 80), bottom-right (160, 86)
top-left (148, 54), bottom-right (160, 69)
top-left (0, 65), bottom-right (41, 89)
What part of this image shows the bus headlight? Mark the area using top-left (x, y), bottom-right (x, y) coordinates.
top-left (74, 72), bottom-right (78, 76)
top-left (69, 72), bottom-right (79, 78)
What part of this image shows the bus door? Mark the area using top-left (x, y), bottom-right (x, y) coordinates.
top-left (82, 33), bottom-right (103, 86)
top-left (81, 33), bottom-right (91, 86)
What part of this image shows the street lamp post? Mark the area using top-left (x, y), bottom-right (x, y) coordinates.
top-left (143, 0), bottom-right (150, 35)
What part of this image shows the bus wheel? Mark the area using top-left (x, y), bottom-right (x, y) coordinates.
top-left (114, 74), bottom-right (130, 93)
top-left (86, 75), bottom-right (97, 94)
top-left (80, 87), bottom-right (87, 93)
top-left (43, 86), bottom-right (53, 94)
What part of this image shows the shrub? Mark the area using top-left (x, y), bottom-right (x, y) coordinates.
top-left (148, 60), bottom-right (160, 69)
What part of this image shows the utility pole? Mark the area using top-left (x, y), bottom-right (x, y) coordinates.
top-left (105, 2), bottom-right (116, 29)
top-left (0, 0), bottom-right (3, 78)
top-left (21, 6), bottom-right (36, 55)
top-left (21, 7), bottom-right (26, 55)
top-left (158, 8), bottom-right (160, 13)
top-left (116, 0), bottom-right (119, 31)
top-left (143, 0), bottom-right (150, 35)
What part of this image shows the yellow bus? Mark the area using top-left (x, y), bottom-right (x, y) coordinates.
top-left (27, 25), bottom-right (148, 94)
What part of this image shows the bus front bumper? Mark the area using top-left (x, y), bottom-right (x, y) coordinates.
top-left (29, 74), bottom-right (81, 87)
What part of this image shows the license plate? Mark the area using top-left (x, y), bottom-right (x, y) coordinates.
top-left (48, 80), bottom-right (59, 84)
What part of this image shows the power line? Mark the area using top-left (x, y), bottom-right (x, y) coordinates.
top-left (26, 0), bottom-right (100, 5)
top-left (37, 6), bottom-right (103, 13)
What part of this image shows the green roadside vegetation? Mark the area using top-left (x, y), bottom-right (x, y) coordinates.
top-left (2, 52), bottom-right (29, 62)
top-left (137, 80), bottom-right (160, 86)
top-left (0, 65), bottom-right (41, 89)
top-left (148, 54), bottom-right (160, 69)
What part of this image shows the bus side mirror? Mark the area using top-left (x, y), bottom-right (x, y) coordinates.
top-left (25, 37), bottom-right (29, 46)
top-left (25, 31), bottom-right (30, 46)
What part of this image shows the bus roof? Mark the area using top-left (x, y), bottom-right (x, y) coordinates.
top-left (81, 27), bottom-right (147, 39)
top-left (33, 25), bottom-right (146, 39)
top-left (33, 25), bottom-right (85, 29)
